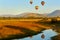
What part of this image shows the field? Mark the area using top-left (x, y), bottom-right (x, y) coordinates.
top-left (0, 17), bottom-right (60, 40)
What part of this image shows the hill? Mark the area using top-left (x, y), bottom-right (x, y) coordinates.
top-left (48, 10), bottom-right (60, 17)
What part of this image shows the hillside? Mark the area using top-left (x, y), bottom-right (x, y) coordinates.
top-left (0, 19), bottom-right (51, 40)
top-left (0, 13), bottom-right (46, 18)
top-left (48, 10), bottom-right (60, 17)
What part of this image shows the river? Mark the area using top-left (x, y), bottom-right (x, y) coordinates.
top-left (13, 29), bottom-right (58, 40)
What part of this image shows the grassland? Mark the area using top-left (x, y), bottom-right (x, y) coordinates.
top-left (0, 17), bottom-right (60, 40)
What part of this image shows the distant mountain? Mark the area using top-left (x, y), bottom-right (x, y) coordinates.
top-left (0, 13), bottom-right (46, 18)
top-left (0, 14), bottom-right (14, 17)
top-left (48, 10), bottom-right (60, 17)
top-left (16, 13), bottom-right (46, 18)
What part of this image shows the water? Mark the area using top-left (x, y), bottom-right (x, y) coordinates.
top-left (14, 29), bottom-right (58, 40)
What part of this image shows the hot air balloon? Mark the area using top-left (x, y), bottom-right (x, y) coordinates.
top-left (35, 6), bottom-right (39, 10)
top-left (41, 1), bottom-right (45, 6)
top-left (30, 0), bottom-right (33, 4)
top-left (41, 34), bottom-right (45, 39)
top-left (29, 36), bottom-right (32, 38)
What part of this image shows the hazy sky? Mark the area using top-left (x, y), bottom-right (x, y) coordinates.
top-left (0, 0), bottom-right (60, 15)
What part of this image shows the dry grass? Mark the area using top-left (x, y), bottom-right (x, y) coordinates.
top-left (0, 18), bottom-right (52, 39)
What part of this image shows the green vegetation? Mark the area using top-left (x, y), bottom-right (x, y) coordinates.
top-left (0, 17), bottom-right (44, 19)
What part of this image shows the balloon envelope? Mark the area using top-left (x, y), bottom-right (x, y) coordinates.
top-left (30, 1), bottom-right (33, 4)
top-left (29, 36), bottom-right (32, 38)
top-left (41, 1), bottom-right (45, 6)
top-left (30, 0), bottom-right (33, 4)
top-left (41, 34), bottom-right (45, 39)
top-left (35, 6), bottom-right (39, 10)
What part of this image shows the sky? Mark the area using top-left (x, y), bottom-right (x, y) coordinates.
top-left (0, 0), bottom-right (60, 15)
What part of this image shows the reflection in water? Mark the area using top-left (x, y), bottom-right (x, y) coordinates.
top-left (14, 29), bottom-right (58, 40)
top-left (41, 34), bottom-right (45, 39)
